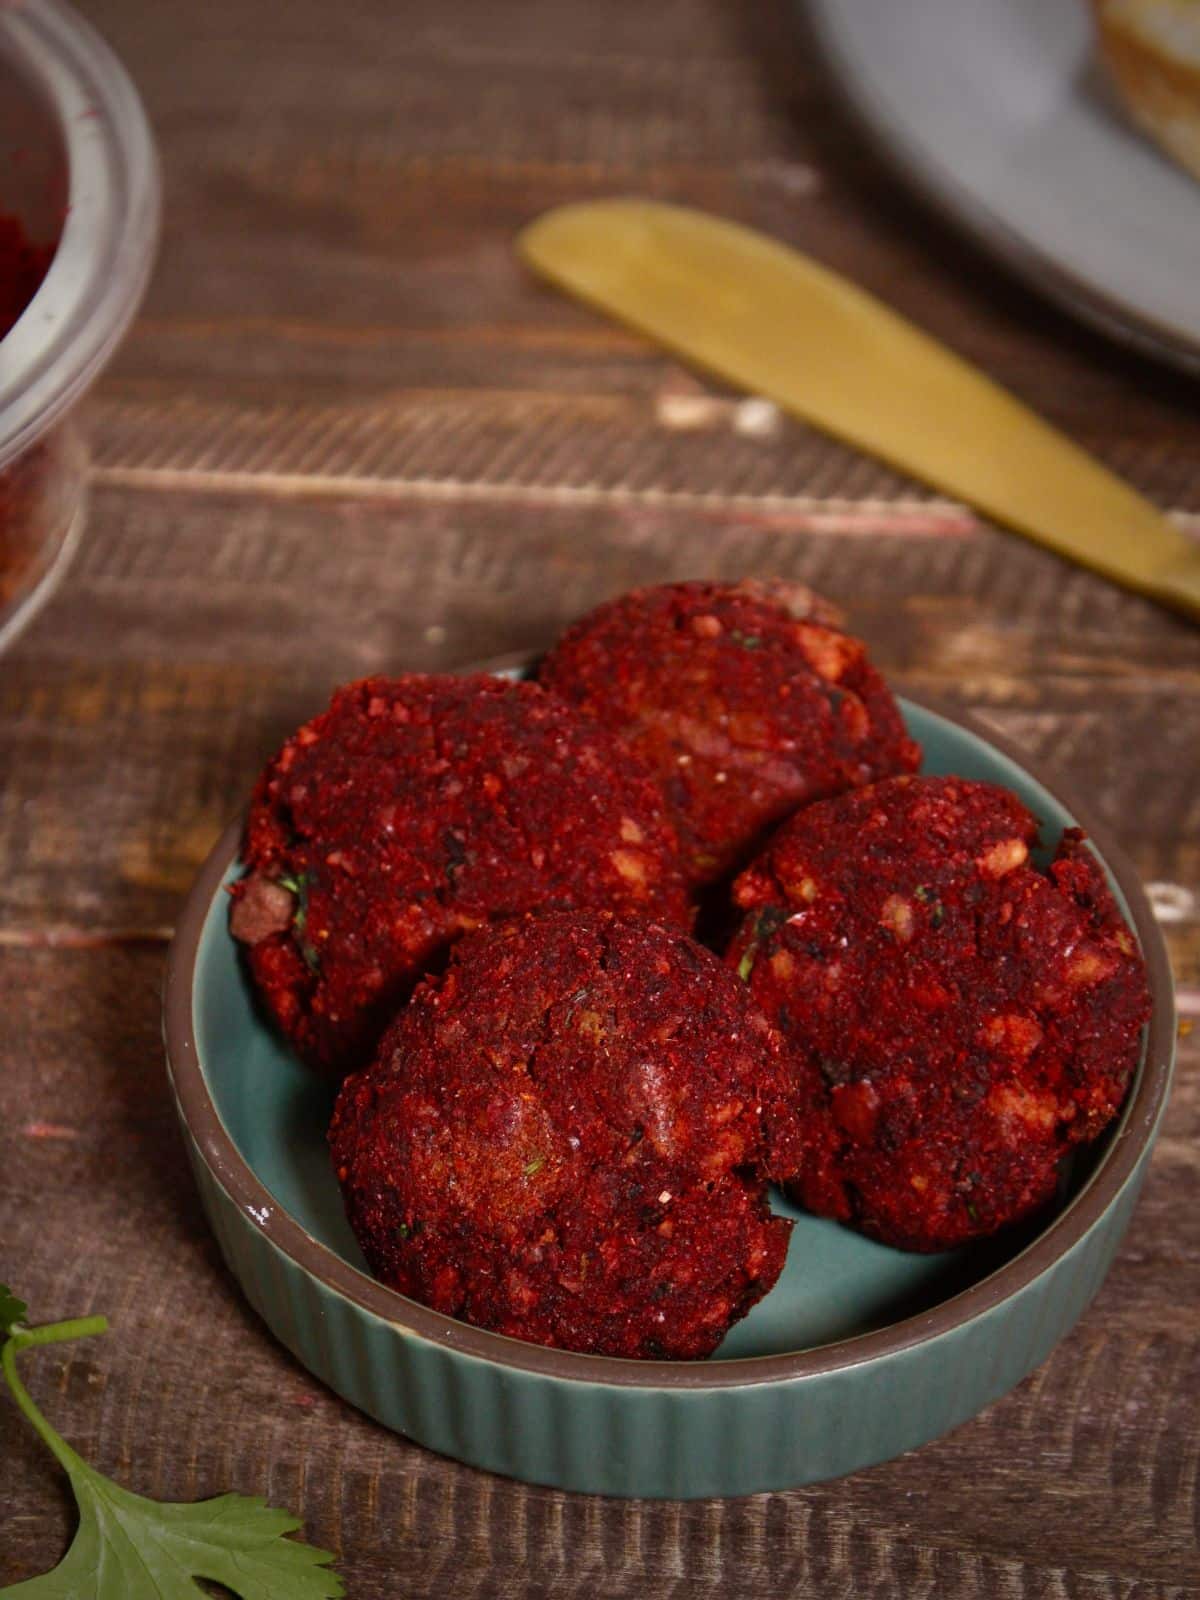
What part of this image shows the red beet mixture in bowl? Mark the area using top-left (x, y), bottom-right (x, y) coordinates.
top-left (0, 216), bottom-right (53, 339)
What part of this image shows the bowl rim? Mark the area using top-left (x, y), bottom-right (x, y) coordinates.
top-left (0, 0), bottom-right (160, 470)
top-left (163, 689), bottom-right (1175, 1391)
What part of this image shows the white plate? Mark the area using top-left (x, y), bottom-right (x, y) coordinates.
top-left (804, 0), bottom-right (1200, 374)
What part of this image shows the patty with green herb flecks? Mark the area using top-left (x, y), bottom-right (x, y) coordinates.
top-left (538, 579), bottom-right (921, 886)
top-left (329, 910), bottom-right (800, 1358)
top-left (727, 775), bottom-right (1150, 1253)
top-left (230, 675), bottom-right (690, 1077)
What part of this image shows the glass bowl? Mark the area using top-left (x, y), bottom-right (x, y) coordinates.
top-left (0, 0), bottom-right (159, 651)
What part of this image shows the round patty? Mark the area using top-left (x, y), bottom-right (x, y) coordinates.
top-left (538, 579), bottom-right (921, 885)
top-left (329, 911), bottom-right (799, 1358)
top-left (230, 675), bottom-right (690, 1076)
top-left (727, 775), bottom-right (1150, 1252)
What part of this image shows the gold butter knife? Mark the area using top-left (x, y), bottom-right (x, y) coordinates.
top-left (518, 200), bottom-right (1200, 622)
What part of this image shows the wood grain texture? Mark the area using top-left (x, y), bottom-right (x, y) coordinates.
top-left (2, 0), bottom-right (1198, 1591)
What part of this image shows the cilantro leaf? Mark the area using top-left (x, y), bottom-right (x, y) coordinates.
top-left (277, 872), bottom-right (320, 974)
top-left (0, 1285), bottom-right (26, 1338)
top-left (1, 1304), bottom-right (343, 1599)
top-left (1, 1486), bottom-right (343, 1598)
top-left (735, 907), bottom-right (788, 983)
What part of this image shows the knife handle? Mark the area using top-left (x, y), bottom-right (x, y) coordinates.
top-left (520, 201), bottom-right (1200, 624)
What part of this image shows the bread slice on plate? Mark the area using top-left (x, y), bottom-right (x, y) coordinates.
top-left (1091, 0), bottom-right (1200, 181)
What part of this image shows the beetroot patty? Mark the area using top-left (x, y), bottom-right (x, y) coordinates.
top-left (231, 675), bottom-right (690, 1076)
top-left (728, 776), bottom-right (1150, 1252)
top-left (538, 579), bottom-right (920, 885)
top-left (329, 911), bottom-right (799, 1358)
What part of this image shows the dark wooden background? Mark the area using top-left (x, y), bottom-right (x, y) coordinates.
top-left (3, 0), bottom-right (1197, 1593)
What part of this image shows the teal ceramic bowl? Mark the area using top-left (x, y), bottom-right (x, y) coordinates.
top-left (164, 692), bottom-right (1175, 1498)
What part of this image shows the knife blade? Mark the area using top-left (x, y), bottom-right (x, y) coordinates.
top-left (517, 200), bottom-right (1200, 622)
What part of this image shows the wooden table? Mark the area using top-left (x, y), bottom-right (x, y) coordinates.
top-left (4, 0), bottom-right (1197, 1592)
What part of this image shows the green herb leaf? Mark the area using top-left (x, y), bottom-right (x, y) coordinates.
top-left (0, 1486), bottom-right (345, 1599)
top-left (276, 872), bottom-right (321, 975)
top-left (1, 1304), bottom-right (343, 1599)
top-left (0, 1285), bottom-right (27, 1339)
top-left (736, 907), bottom-right (788, 983)
top-left (523, 1155), bottom-right (546, 1177)
top-left (913, 884), bottom-right (945, 927)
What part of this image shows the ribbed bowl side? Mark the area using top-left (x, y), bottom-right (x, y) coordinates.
top-left (177, 1116), bottom-right (1152, 1499)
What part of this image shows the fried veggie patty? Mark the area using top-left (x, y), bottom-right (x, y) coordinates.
top-left (539, 579), bottom-right (920, 885)
top-left (330, 911), bottom-right (799, 1357)
top-left (728, 776), bottom-right (1150, 1252)
top-left (231, 675), bottom-right (690, 1075)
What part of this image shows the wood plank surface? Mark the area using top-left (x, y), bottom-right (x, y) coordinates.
top-left (2, 0), bottom-right (1197, 1593)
